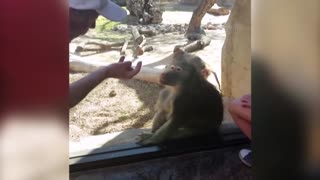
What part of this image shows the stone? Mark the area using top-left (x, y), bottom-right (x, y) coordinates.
top-left (126, 0), bottom-right (163, 24)
top-left (217, 0), bottom-right (235, 8)
top-left (109, 90), bottom-right (117, 97)
top-left (115, 24), bottom-right (128, 32)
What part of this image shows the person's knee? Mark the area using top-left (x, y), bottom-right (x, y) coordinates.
top-left (228, 99), bottom-right (241, 114)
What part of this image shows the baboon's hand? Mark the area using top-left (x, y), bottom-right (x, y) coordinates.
top-left (136, 132), bottom-right (153, 145)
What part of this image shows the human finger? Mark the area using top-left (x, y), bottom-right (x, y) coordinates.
top-left (134, 61), bottom-right (142, 73)
top-left (129, 61), bottom-right (142, 77)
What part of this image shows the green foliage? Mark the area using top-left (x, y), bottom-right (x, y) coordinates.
top-left (95, 16), bottom-right (120, 32)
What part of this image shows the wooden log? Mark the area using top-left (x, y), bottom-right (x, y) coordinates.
top-left (186, 0), bottom-right (217, 34)
top-left (70, 59), bottom-right (162, 84)
top-left (207, 8), bottom-right (230, 16)
top-left (86, 41), bottom-right (125, 47)
top-left (139, 35), bottom-right (146, 47)
top-left (133, 67), bottom-right (162, 84)
top-left (132, 32), bottom-right (146, 57)
top-left (69, 59), bottom-right (100, 73)
top-left (132, 27), bottom-right (141, 58)
top-left (175, 37), bottom-right (211, 53)
top-left (132, 27), bottom-right (142, 43)
top-left (120, 40), bottom-right (129, 55)
top-left (74, 41), bottom-right (126, 55)
top-left (135, 35), bottom-right (146, 56)
top-left (139, 28), bottom-right (157, 37)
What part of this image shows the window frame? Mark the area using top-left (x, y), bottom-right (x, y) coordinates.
top-left (70, 123), bottom-right (250, 172)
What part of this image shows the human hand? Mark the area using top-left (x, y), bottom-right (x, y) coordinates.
top-left (105, 56), bottom-right (142, 79)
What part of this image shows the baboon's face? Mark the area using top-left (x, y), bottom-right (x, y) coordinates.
top-left (160, 48), bottom-right (207, 86)
top-left (160, 62), bottom-right (192, 86)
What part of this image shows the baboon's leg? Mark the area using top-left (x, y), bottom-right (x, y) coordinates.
top-left (140, 119), bottom-right (178, 145)
top-left (151, 111), bottom-right (167, 133)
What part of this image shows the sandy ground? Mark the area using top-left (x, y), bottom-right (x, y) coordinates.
top-left (69, 4), bottom-right (229, 142)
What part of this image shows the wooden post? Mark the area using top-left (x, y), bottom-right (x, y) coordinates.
top-left (120, 40), bottom-right (129, 55)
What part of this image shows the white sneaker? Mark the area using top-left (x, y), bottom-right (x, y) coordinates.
top-left (239, 149), bottom-right (252, 167)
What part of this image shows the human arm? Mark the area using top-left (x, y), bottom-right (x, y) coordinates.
top-left (69, 57), bottom-right (142, 108)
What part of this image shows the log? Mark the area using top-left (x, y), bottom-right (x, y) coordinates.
top-left (207, 8), bottom-right (230, 16)
top-left (69, 59), bottom-right (162, 84)
top-left (132, 28), bottom-right (146, 57)
top-left (133, 67), bottom-right (162, 84)
top-left (132, 27), bottom-right (143, 43)
top-left (69, 59), bottom-right (100, 73)
top-left (139, 28), bottom-right (157, 37)
top-left (74, 41), bottom-right (126, 55)
top-left (86, 41), bottom-right (125, 47)
top-left (186, 0), bottom-right (217, 34)
top-left (132, 27), bottom-right (140, 58)
top-left (176, 37), bottom-right (211, 53)
top-left (135, 35), bottom-right (147, 55)
top-left (120, 40), bottom-right (129, 55)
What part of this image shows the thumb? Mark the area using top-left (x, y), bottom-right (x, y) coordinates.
top-left (128, 61), bottom-right (142, 77)
top-left (132, 61), bottom-right (142, 74)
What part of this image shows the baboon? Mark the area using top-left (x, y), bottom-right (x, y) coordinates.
top-left (137, 48), bottom-right (223, 145)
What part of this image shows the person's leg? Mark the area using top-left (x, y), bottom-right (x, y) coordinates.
top-left (228, 94), bottom-right (252, 167)
top-left (228, 96), bottom-right (251, 139)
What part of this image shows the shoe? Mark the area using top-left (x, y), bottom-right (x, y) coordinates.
top-left (239, 149), bottom-right (252, 167)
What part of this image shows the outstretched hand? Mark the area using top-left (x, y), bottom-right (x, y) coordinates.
top-left (106, 56), bottom-right (142, 79)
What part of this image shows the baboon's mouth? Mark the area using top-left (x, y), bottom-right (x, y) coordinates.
top-left (159, 78), bottom-right (166, 84)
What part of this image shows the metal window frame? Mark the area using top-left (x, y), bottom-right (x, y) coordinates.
top-left (70, 123), bottom-right (250, 173)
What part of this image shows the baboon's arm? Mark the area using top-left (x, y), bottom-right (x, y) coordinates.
top-left (141, 118), bottom-right (178, 145)
top-left (151, 110), bottom-right (168, 133)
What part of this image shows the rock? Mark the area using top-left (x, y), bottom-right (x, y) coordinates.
top-left (109, 90), bottom-right (117, 97)
top-left (217, 0), bottom-right (235, 8)
top-left (151, 9), bottom-right (163, 24)
top-left (123, 15), bottom-right (139, 25)
top-left (115, 24), bottom-right (128, 32)
top-left (111, 23), bottom-right (189, 35)
top-left (126, 0), bottom-right (163, 24)
top-left (143, 46), bottom-right (154, 52)
top-left (139, 27), bottom-right (157, 37)
top-left (186, 33), bottom-right (203, 41)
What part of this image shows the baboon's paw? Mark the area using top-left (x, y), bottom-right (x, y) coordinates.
top-left (135, 132), bottom-right (153, 144)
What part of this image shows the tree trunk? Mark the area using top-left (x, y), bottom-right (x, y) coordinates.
top-left (186, 0), bottom-right (217, 34)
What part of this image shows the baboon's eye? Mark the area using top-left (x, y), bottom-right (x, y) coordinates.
top-left (170, 65), bottom-right (175, 70)
top-left (176, 66), bottom-right (182, 72)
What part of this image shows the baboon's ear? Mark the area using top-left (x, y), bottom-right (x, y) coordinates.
top-left (201, 68), bottom-right (210, 79)
top-left (173, 47), bottom-right (185, 58)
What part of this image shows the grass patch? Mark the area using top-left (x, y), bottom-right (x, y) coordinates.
top-left (93, 15), bottom-right (131, 41)
top-left (95, 16), bottom-right (120, 32)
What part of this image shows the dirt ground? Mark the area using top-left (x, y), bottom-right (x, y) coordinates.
top-left (69, 3), bottom-right (229, 142)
